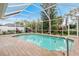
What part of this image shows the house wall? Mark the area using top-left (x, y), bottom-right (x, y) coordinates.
top-left (0, 26), bottom-right (25, 34)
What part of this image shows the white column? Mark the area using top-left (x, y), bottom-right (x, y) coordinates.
top-left (35, 22), bottom-right (37, 33)
top-left (41, 21), bottom-right (43, 34)
top-left (77, 17), bottom-right (79, 37)
top-left (49, 20), bottom-right (51, 35)
top-left (15, 24), bottom-right (16, 34)
top-left (61, 18), bottom-right (63, 36)
top-left (23, 21), bottom-right (26, 33)
top-left (30, 22), bottom-right (32, 33)
top-left (68, 15), bottom-right (70, 36)
top-left (37, 21), bottom-right (39, 33)
top-left (62, 25), bottom-right (63, 36)
top-left (68, 23), bottom-right (70, 36)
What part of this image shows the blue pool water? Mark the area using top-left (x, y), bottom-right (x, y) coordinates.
top-left (16, 34), bottom-right (74, 51)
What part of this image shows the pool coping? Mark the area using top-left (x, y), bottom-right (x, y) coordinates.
top-left (13, 33), bottom-right (74, 41)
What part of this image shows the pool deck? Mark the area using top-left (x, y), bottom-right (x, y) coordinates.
top-left (0, 34), bottom-right (64, 56)
top-left (0, 33), bottom-right (79, 56)
top-left (69, 36), bottom-right (79, 56)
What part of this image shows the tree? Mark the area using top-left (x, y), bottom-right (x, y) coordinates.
top-left (15, 21), bottom-right (24, 26)
top-left (41, 3), bottom-right (57, 33)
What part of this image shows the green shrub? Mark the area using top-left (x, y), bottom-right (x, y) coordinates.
top-left (58, 31), bottom-right (62, 35)
top-left (8, 30), bottom-right (16, 34)
top-left (16, 30), bottom-right (23, 33)
top-left (63, 31), bottom-right (68, 35)
top-left (51, 31), bottom-right (58, 35)
top-left (2, 31), bottom-right (7, 35)
top-left (70, 31), bottom-right (77, 35)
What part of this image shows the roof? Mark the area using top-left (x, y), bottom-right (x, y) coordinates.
top-left (4, 23), bottom-right (24, 27)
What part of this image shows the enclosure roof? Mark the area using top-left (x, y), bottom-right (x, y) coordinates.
top-left (0, 3), bottom-right (79, 22)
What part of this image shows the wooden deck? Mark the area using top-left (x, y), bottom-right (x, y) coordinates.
top-left (69, 36), bottom-right (79, 56)
top-left (0, 35), bottom-right (64, 56)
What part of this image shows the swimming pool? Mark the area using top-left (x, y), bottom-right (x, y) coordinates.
top-left (16, 34), bottom-right (74, 51)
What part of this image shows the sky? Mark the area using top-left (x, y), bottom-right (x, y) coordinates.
top-left (0, 3), bottom-right (79, 25)
top-left (57, 3), bottom-right (79, 16)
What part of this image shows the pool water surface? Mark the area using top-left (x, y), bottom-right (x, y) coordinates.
top-left (16, 34), bottom-right (74, 51)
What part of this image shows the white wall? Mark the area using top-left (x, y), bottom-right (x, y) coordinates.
top-left (0, 26), bottom-right (25, 34)
top-left (0, 26), bottom-right (16, 31)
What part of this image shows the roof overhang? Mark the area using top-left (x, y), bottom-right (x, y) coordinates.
top-left (0, 3), bottom-right (8, 19)
top-left (0, 3), bottom-right (32, 18)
